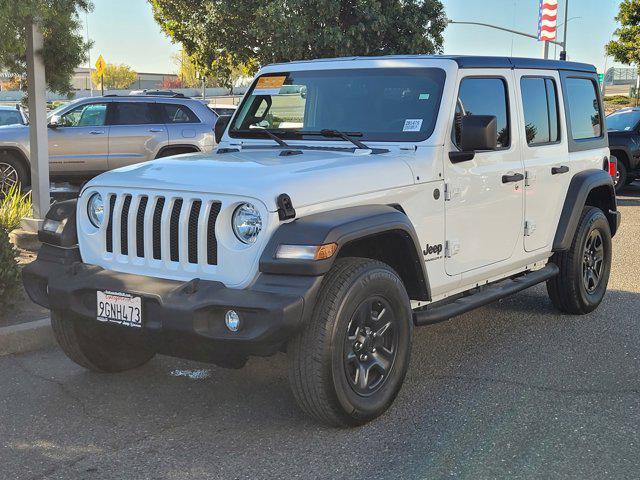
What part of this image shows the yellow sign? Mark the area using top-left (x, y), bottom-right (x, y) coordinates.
top-left (95, 55), bottom-right (106, 77)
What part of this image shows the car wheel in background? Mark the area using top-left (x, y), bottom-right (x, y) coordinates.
top-left (614, 161), bottom-right (627, 194)
top-left (0, 151), bottom-right (28, 194)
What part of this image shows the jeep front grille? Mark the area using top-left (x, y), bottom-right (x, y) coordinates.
top-left (105, 193), bottom-right (220, 266)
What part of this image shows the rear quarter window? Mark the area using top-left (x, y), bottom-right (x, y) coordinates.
top-left (565, 77), bottom-right (602, 140)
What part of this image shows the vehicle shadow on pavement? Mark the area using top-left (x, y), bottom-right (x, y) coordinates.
top-left (616, 182), bottom-right (640, 206)
top-left (3, 286), bottom-right (640, 479)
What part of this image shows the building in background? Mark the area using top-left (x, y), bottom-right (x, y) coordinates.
top-left (71, 68), bottom-right (179, 91)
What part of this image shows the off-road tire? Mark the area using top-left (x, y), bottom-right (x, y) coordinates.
top-left (51, 311), bottom-right (155, 372)
top-left (287, 258), bottom-right (413, 427)
top-left (547, 206), bottom-right (612, 314)
top-left (614, 161), bottom-right (627, 194)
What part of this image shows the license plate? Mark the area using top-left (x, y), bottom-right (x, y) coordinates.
top-left (97, 290), bottom-right (142, 328)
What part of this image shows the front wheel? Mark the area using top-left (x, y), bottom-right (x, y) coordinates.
top-left (52, 311), bottom-right (155, 372)
top-left (547, 206), bottom-right (612, 314)
top-left (287, 258), bottom-right (413, 427)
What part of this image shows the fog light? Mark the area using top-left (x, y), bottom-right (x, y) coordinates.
top-left (225, 310), bottom-right (241, 332)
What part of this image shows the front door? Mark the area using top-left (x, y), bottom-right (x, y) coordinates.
top-left (444, 71), bottom-right (525, 276)
top-left (107, 102), bottom-right (168, 169)
top-left (48, 102), bottom-right (109, 174)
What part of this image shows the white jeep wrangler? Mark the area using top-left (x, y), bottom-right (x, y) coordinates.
top-left (24, 56), bottom-right (620, 427)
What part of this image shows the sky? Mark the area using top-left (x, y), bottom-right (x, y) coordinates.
top-left (82, 0), bottom-right (623, 74)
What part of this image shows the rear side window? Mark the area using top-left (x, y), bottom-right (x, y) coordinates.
top-left (565, 78), bottom-right (602, 140)
top-left (520, 77), bottom-right (560, 145)
top-left (161, 103), bottom-right (199, 123)
top-left (455, 78), bottom-right (510, 148)
top-left (112, 102), bottom-right (157, 125)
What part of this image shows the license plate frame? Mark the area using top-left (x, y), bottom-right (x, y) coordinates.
top-left (96, 290), bottom-right (143, 328)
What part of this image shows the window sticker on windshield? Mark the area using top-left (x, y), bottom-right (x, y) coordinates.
top-left (254, 75), bottom-right (287, 95)
top-left (419, 93), bottom-right (430, 100)
top-left (403, 119), bottom-right (423, 132)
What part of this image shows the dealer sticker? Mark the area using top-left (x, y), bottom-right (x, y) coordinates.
top-left (254, 75), bottom-right (287, 95)
top-left (403, 119), bottom-right (423, 132)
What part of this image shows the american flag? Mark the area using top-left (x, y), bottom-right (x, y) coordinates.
top-left (538, 0), bottom-right (558, 41)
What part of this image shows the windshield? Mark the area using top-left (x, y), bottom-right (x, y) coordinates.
top-left (607, 110), bottom-right (640, 132)
top-left (230, 68), bottom-right (446, 142)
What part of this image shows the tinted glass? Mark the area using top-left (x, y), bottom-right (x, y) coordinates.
top-left (606, 110), bottom-right (640, 132)
top-left (113, 102), bottom-right (156, 125)
top-left (520, 77), bottom-right (560, 145)
top-left (162, 104), bottom-right (199, 123)
top-left (456, 78), bottom-right (510, 148)
top-left (0, 110), bottom-right (23, 126)
top-left (230, 68), bottom-right (446, 142)
top-left (212, 108), bottom-right (236, 117)
top-left (565, 77), bottom-right (602, 140)
top-left (60, 103), bottom-right (107, 127)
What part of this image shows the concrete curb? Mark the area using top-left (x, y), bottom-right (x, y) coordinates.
top-left (0, 318), bottom-right (55, 356)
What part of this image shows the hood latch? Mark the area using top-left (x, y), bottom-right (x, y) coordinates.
top-left (277, 193), bottom-right (296, 221)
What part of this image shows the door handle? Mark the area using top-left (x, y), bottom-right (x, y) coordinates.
top-left (502, 172), bottom-right (525, 183)
top-left (551, 165), bottom-right (569, 175)
top-left (89, 130), bottom-right (104, 135)
top-left (149, 128), bottom-right (164, 133)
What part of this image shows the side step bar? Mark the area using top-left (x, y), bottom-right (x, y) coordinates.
top-left (413, 264), bottom-right (559, 326)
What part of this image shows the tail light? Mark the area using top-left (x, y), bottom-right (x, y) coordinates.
top-left (609, 159), bottom-right (617, 178)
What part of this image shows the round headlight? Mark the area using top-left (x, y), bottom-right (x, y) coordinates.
top-left (232, 203), bottom-right (262, 244)
top-left (87, 193), bottom-right (104, 228)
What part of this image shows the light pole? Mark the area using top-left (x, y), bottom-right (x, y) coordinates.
top-left (559, 0), bottom-right (570, 60)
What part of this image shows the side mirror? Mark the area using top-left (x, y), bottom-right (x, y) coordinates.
top-left (214, 114), bottom-right (231, 143)
top-left (48, 115), bottom-right (60, 128)
top-left (450, 115), bottom-right (497, 163)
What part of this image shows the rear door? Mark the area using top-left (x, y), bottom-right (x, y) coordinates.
top-left (514, 70), bottom-right (570, 252)
top-left (107, 101), bottom-right (168, 169)
top-left (48, 102), bottom-right (109, 174)
top-left (158, 102), bottom-right (204, 148)
top-left (444, 71), bottom-right (525, 276)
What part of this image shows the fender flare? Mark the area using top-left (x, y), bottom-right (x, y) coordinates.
top-left (553, 169), bottom-right (619, 252)
top-left (259, 204), bottom-right (430, 300)
top-left (155, 144), bottom-right (201, 159)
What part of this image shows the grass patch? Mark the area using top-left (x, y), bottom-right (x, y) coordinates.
top-left (0, 184), bottom-right (32, 232)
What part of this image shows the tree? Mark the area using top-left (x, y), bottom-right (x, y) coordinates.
top-left (150, 0), bottom-right (447, 86)
top-left (160, 77), bottom-right (183, 89)
top-left (0, 1), bottom-right (92, 96)
top-left (91, 63), bottom-right (137, 90)
top-left (606, 0), bottom-right (640, 70)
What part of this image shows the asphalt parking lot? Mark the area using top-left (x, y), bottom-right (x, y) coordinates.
top-left (2, 185), bottom-right (640, 480)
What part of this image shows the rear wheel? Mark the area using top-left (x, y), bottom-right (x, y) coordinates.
top-left (0, 151), bottom-right (28, 194)
top-left (52, 311), bottom-right (155, 372)
top-left (614, 161), bottom-right (627, 194)
top-left (287, 258), bottom-right (413, 427)
top-left (547, 206), bottom-right (612, 314)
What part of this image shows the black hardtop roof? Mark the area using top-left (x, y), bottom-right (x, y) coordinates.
top-left (276, 55), bottom-right (596, 74)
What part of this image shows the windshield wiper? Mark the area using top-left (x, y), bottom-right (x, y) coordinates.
top-left (234, 128), bottom-right (291, 148)
top-left (305, 129), bottom-right (370, 150)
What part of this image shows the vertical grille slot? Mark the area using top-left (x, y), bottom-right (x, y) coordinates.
top-left (120, 195), bottom-right (132, 255)
top-left (152, 197), bottom-right (165, 260)
top-left (207, 202), bottom-right (222, 265)
top-left (136, 196), bottom-right (148, 257)
top-left (188, 200), bottom-right (202, 264)
top-left (106, 195), bottom-right (116, 253)
top-left (170, 199), bottom-right (183, 262)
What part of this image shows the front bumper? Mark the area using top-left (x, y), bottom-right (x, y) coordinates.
top-left (23, 245), bottom-right (321, 361)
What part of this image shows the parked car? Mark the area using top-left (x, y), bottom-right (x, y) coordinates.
top-left (24, 55), bottom-right (619, 427)
top-left (607, 107), bottom-right (640, 193)
top-left (0, 104), bottom-right (27, 126)
top-left (0, 95), bottom-right (217, 191)
top-left (208, 103), bottom-right (237, 118)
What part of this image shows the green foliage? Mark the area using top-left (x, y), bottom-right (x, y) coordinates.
top-left (607, 0), bottom-right (640, 69)
top-left (150, 0), bottom-right (447, 87)
top-left (0, 0), bottom-right (93, 96)
top-left (0, 184), bottom-right (32, 232)
top-left (91, 63), bottom-right (137, 90)
top-left (0, 226), bottom-right (20, 306)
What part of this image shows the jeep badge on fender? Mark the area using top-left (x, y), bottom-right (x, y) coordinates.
top-left (23, 55), bottom-right (620, 428)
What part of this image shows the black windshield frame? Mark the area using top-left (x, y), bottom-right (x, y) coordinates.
top-left (229, 67), bottom-right (446, 143)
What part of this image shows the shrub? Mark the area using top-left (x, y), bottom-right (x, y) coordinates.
top-left (0, 184), bottom-right (32, 232)
top-left (604, 95), bottom-right (632, 106)
top-left (0, 226), bottom-right (20, 305)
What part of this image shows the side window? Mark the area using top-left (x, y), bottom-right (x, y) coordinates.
top-left (112, 102), bottom-right (157, 126)
top-left (60, 103), bottom-right (107, 127)
top-left (0, 111), bottom-right (23, 126)
top-left (565, 77), bottom-right (602, 140)
top-left (161, 104), bottom-right (199, 124)
top-left (520, 77), bottom-right (561, 146)
top-left (455, 78), bottom-right (510, 149)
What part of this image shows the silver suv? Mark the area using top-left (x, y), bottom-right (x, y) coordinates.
top-left (0, 95), bottom-right (217, 191)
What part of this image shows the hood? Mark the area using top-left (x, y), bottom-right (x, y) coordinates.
top-left (86, 147), bottom-right (416, 211)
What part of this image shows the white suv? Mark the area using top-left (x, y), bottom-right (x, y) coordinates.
top-left (24, 56), bottom-right (620, 427)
